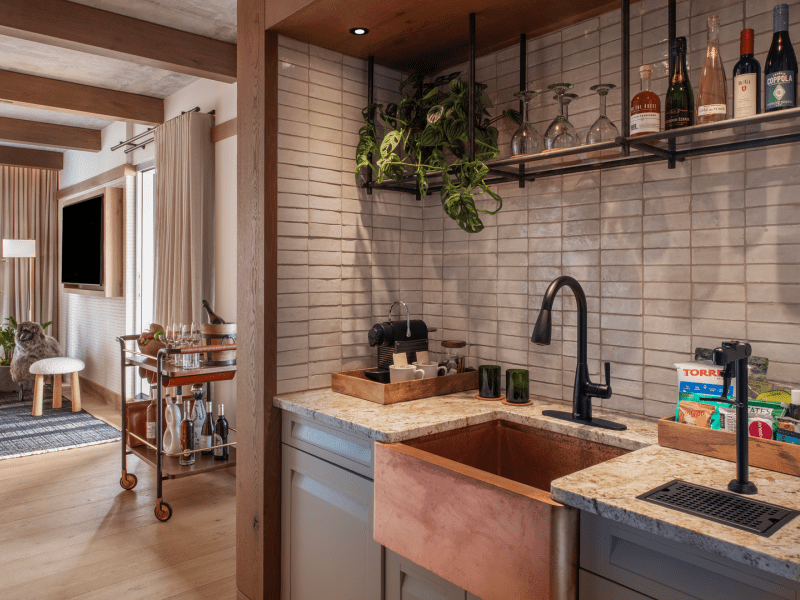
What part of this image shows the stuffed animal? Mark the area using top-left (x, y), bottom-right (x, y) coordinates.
top-left (10, 321), bottom-right (62, 384)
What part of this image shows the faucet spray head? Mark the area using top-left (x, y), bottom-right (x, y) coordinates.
top-left (531, 309), bottom-right (552, 346)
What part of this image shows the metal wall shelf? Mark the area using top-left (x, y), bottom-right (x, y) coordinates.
top-left (360, 0), bottom-right (800, 197)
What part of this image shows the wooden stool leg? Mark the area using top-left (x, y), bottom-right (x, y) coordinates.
top-left (32, 375), bottom-right (44, 416)
top-left (70, 372), bottom-right (81, 412)
top-left (52, 375), bottom-right (62, 409)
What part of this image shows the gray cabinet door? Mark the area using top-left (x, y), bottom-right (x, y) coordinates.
top-left (386, 548), bottom-right (465, 600)
top-left (282, 444), bottom-right (383, 600)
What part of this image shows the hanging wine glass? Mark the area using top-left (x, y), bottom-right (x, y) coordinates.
top-left (510, 90), bottom-right (543, 156)
top-left (544, 83), bottom-right (580, 150)
top-left (586, 83), bottom-right (620, 144)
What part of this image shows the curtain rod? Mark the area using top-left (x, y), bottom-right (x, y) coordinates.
top-left (113, 107), bottom-right (203, 152)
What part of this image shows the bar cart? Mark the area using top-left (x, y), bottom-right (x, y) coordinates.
top-left (116, 335), bottom-right (237, 521)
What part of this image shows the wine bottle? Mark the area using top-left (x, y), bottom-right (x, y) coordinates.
top-left (765, 4), bottom-right (798, 112)
top-left (631, 65), bottom-right (661, 136)
top-left (146, 393), bottom-right (157, 446)
top-left (214, 404), bottom-right (229, 461)
top-left (733, 29), bottom-right (761, 118)
top-left (697, 15), bottom-right (727, 124)
top-left (202, 300), bottom-right (226, 325)
top-left (201, 400), bottom-right (214, 456)
top-left (180, 400), bottom-right (195, 466)
top-left (665, 37), bottom-right (695, 130)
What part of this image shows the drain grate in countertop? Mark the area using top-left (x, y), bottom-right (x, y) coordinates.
top-left (637, 479), bottom-right (799, 537)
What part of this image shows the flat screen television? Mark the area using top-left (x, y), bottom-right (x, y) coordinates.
top-left (62, 195), bottom-right (103, 286)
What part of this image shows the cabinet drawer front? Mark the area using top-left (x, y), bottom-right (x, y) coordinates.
top-left (282, 412), bottom-right (373, 478)
top-left (385, 549), bottom-right (465, 600)
top-left (282, 445), bottom-right (382, 600)
top-left (580, 512), bottom-right (799, 600)
top-left (579, 569), bottom-right (654, 600)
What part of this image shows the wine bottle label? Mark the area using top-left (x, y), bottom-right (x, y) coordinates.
top-left (146, 422), bottom-right (156, 440)
top-left (734, 74), bottom-right (758, 117)
top-left (665, 109), bottom-right (692, 129)
top-left (200, 434), bottom-right (213, 449)
top-left (214, 433), bottom-right (223, 456)
top-left (630, 112), bottom-right (660, 134)
top-left (697, 104), bottom-right (726, 116)
top-left (766, 71), bottom-right (796, 110)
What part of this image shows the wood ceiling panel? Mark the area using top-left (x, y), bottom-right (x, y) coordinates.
top-left (269, 0), bottom-right (632, 73)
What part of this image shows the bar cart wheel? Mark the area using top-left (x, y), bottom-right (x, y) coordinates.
top-left (119, 472), bottom-right (138, 490)
top-left (154, 501), bottom-right (172, 522)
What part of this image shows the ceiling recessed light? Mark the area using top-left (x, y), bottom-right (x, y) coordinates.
top-left (349, 27), bottom-right (369, 35)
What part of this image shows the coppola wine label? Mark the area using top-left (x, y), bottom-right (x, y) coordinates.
top-left (766, 70), bottom-right (796, 110)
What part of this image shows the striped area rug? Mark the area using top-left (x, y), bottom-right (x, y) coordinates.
top-left (0, 386), bottom-right (120, 460)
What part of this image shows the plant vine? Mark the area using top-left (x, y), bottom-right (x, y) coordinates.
top-left (355, 71), bottom-right (520, 233)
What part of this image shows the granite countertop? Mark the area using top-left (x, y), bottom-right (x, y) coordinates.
top-left (274, 388), bottom-right (657, 450)
top-left (551, 444), bottom-right (800, 581)
top-left (274, 388), bottom-right (800, 581)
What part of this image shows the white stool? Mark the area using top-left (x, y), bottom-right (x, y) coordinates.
top-left (29, 358), bottom-right (86, 417)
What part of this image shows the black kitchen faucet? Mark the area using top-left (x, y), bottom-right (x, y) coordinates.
top-left (532, 276), bottom-right (627, 431)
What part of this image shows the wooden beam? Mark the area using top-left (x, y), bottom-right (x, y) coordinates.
top-left (0, 145), bottom-right (63, 170)
top-left (0, 116), bottom-right (101, 152)
top-left (0, 0), bottom-right (236, 83)
top-left (57, 164), bottom-right (134, 200)
top-left (211, 118), bottom-right (237, 143)
top-left (0, 70), bottom-right (164, 126)
top-left (237, 0), bottom-right (279, 595)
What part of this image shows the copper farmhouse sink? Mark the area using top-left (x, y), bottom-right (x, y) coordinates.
top-left (373, 419), bottom-right (629, 600)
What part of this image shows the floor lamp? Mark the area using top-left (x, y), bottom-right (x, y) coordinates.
top-left (2, 239), bottom-right (36, 321)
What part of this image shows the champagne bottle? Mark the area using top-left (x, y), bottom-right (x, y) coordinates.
top-left (146, 390), bottom-right (157, 446)
top-left (733, 29), bottom-right (761, 118)
top-left (765, 4), bottom-right (798, 112)
top-left (202, 300), bottom-right (226, 324)
top-left (665, 37), bottom-right (695, 130)
top-left (631, 65), bottom-right (661, 136)
top-left (697, 15), bottom-right (727, 123)
top-left (180, 400), bottom-right (195, 466)
top-left (214, 404), bottom-right (229, 461)
top-left (201, 400), bottom-right (214, 456)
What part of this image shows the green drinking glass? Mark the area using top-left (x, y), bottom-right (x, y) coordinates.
top-left (506, 369), bottom-right (530, 404)
top-left (478, 365), bottom-right (501, 398)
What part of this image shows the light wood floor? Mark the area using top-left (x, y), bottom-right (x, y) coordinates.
top-left (0, 389), bottom-right (236, 600)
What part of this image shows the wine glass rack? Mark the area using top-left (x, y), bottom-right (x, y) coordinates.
top-left (360, 0), bottom-right (800, 196)
top-left (115, 335), bottom-right (238, 522)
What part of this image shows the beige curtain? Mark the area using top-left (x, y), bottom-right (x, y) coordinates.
top-left (0, 166), bottom-right (58, 335)
top-left (153, 111), bottom-right (215, 327)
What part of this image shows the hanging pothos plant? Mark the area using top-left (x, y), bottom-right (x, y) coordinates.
top-left (355, 71), bottom-right (521, 233)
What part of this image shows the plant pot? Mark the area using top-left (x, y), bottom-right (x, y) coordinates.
top-left (0, 365), bottom-right (18, 392)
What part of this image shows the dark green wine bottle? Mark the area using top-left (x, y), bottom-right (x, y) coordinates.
top-left (765, 4), bottom-right (798, 112)
top-left (665, 37), bottom-right (695, 130)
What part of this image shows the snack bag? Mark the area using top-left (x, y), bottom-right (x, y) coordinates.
top-left (675, 361), bottom-right (733, 397)
top-left (677, 400), bottom-right (716, 428)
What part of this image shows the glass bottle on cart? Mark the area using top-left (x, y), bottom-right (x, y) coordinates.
top-left (201, 400), bottom-right (214, 456)
top-left (180, 400), bottom-right (195, 466)
top-left (214, 404), bottom-right (229, 461)
top-left (146, 386), bottom-right (157, 446)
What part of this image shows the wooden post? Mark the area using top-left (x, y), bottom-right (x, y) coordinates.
top-left (237, 0), bottom-right (280, 596)
top-left (32, 375), bottom-right (44, 416)
top-left (70, 371), bottom-right (81, 412)
top-left (52, 374), bottom-right (62, 409)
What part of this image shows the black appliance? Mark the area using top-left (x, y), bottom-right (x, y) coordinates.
top-left (366, 302), bottom-right (430, 382)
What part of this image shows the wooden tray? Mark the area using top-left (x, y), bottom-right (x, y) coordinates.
top-left (332, 368), bottom-right (479, 405)
top-left (658, 416), bottom-right (800, 478)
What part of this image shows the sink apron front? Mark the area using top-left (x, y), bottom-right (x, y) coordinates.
top-left (374, 441), bottom-right (579, 600)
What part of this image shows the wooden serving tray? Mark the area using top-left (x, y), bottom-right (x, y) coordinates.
top-left (332, 368), bottom-right (478, 405)
top-left (658, 416), bottom-right (800, 478)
